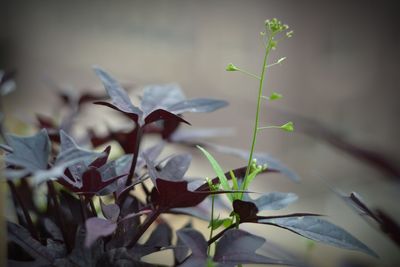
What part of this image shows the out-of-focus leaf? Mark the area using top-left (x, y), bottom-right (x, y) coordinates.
top-left (203, 143), bottom-right (300, 182)
top-left (167, 98), bottom-right (228, 114)
top-left (261, 216), bottom-right (378, 257)
top-left (0, 69), bottom-right (16, 96)
top-left (214, 229), bottom-right (294, 266)
top-left (84, 217), bottom-right (117, 248)
top-left (273, 109), bottom-right (400, 181)
top-left (100, 198), bottom-right (120, 222)
top-left (7, 222), bottom-right (55, 266)
top-left (243, 192), bottom-right (298, 211)
top-left (336, 190), bottom-right (400, 248)
top-left (95, 248), bottom-right (162, 267)
top-left (5, 129), bottom-right (50, 172)
top-left (169, 127), bottom-right (234, 143)
top-left (61, 226), bottom-right (104, 266)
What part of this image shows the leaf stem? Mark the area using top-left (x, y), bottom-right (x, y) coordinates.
top-left (207, 195), bottom-right (215, 255)
top-left (257, 126), bottom-right (281, 130)
top-left (127, 209), bottom-right (162, 248)
top-left (119, 127), bottom-right (143, 205)
top-left (243, 34), bottom-right (274, 189)
top-left (47, 181), bottom-right (71, 251)
top-left (237, 69), bottom-right (261, 80)
top-left (79, 195), bottom-right (88, 223)
top-left (7, 180), bottom-right (39, 240)
top-left (89, 198), bottom-right (97, 217)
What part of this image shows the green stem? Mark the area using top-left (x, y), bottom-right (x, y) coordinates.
top-left (257, 126), bottom-right (281, 130)
top-left (207, 195), bottom-right (215, 256)
top-left (237, 69), bottom-right (260, 80)
top-left (243, 34), bottom-right (274, 190)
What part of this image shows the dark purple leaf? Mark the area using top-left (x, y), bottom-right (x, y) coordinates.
top-left (63, 226), bottom-right (104, 266)
top-left (43, 218), bottom-right (63, 241)
top-left (136, 142), bottom-right (165, 170)
top-left (233, 200), bottom-right (259, 223)
top-left (100, 198), bottom-right (120, 222)
top-left (167, 98), bottom-right (228, 114)
top-left (337, 191), bottom-right (400, 248)
top-left (7, 221), bottom-right (55, 266)
top-left (95, 248), bottom-right (162, 267)
top-left (243, 192), bottom-right (298, 211)
top-left (144, 109), bottom-right (191, 126)
top-left (141, 84), bottom-right (185, 115)
top-left (159, 154), bottom-right (192, 181)
top-left (84, 217), bottom-right (117, 248)
top-left (94, 101), bottom-right (140, 122)
top-left (173, 222), bottom-right (193, 265)
top-left (89, 145), bottom-right (111, 168)
top-left (152, 179), bottom-right (210, 209)
top-left (78, 167), bottom-right (125, 196)
top-left (93, 67), bottom-right (142, 118)
top-left (107, 196), bottom-right (142, 249)
top-left (132, 223), bottom-right (172, 258)
top-left (374, 209), bottom-right (400, 247)
top-left (151, 177), bottom-right (237, 211)
top-left (5, 129), bottom-right (50, 173)
top-left (176, 228), bottom-right (208, 267)
top-left (260, 216), bottom-right (378, 257)
top-left (214, 229), bottom-right (292, 266)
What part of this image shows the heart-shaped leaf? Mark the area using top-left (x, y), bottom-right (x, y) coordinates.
top-left (261, 216), bottom-right (378, 257)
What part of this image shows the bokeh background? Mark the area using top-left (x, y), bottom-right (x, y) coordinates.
top-left (1, 1), bottom-right (399, 266)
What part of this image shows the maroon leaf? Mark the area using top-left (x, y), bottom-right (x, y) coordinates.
top-left (89, 146), bottom-right (111, 168)
top-left (176, 228), bottom-right (208, 267)
top-left (94, 101), bottom-right (140, 122)
top-left (100, 198), bottom-right (120, 222)
top-left (144, 109), bottom-right (191, 126)
top-left (84, 217), bottom-right (117, 248)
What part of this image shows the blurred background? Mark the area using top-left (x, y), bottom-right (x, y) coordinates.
top-left (1, 1), bottom-right (399, 266)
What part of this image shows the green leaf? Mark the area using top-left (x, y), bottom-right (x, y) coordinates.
top-left (225, 63), bottom-right (239, 72)
top-left (269, 92), bottom-right (283, 101)
top-left (280, 121), bottom-right (294, 132)
top-left (208, 216), bottom-right (232, 230)
top-left (197, 145), bottom-right (233, 201)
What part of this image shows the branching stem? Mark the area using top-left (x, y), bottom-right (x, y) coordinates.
top-left (243, 34), bottom-right (274, 188)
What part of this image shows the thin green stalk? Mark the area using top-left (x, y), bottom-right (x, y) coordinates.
top-left (243, 34), bottom-right (274, 187)
top-left (207, 195), bottom-right (215, 255)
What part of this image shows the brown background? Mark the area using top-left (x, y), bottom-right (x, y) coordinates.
top-left (1, 1), bottom-right (399, 266)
